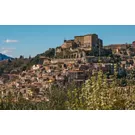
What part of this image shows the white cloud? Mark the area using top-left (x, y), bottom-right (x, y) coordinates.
top-left (1, 50), bottom-right (11, 54)
top-left (1, 47), bottom-right (16, 50)
top-left (4, 39), bottom-right (18, 43)
top-left (0, 47), bottom-right (16, 56)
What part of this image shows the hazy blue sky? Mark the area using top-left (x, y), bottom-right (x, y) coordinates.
top-left (0, 25), bottom-right (135, 58)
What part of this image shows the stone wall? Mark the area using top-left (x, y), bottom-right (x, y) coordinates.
top-left (84, 35), bottom-right (92, 47)
top-left (74, 36), bottom-right (84, 45)
top-left (98, 38), bottom-right (103, 48)
top-left (92, 34), bottom-right (98, 46)
top-left (51, 59), bottom-right (77, 64)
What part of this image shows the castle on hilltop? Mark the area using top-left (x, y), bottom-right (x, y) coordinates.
top-left (56, 34), bottom-right (103, 59)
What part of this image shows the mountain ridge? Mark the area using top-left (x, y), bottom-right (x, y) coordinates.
top-left (0, 53), bottom-right (13, 61)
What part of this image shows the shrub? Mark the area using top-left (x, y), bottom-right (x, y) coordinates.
top-left (1, 69), bottom-right (135, 110)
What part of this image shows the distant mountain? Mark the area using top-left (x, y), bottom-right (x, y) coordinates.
top-left (0, 53), bottom-right (13, 61)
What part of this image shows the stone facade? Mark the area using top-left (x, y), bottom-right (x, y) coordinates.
top-left (104, 44), bottom-right (131, 53)
top-left (132, 41), bottom-right (135, 48)
top-left (56, 33), bottom-right (103, 59)
top-left (74, 36), bottom-right (84, 45)
top-left (104, 43), bottom-right (135, 57)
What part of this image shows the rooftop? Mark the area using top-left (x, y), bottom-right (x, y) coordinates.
top-left (74, 33), bottom-right (98, 37)
top-left (105, 44), bottom-right (131, 48)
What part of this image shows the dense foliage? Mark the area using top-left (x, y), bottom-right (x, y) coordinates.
top-left (0, 48), bottom-right (55, 75)
top-left (26, 48), bottom-right (55, 69)
top-left (1, 69), bottom-right (135, 110)
top-left (0, 58), bottom-right (30, 76)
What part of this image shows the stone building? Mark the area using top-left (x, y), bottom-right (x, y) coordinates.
top-left (61, 40), bottom-right (78, 49)
top-left (74, 34), bottom-right (103, 49)
top-left (104, 42), bottom-right (135, 57)
top-left (56, 33), bottom-right (103, 59)
top-left (39, 56), bottom-right (51, 65)
top-left (104, 44), bottom-right (131, 54)
top-left (132, 41), bottom-right (135, 48)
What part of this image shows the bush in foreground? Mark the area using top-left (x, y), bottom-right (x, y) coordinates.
top-left (1, 70), bottom-right (135, 110)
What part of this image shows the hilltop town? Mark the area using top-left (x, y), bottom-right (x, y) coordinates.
top-left (1, 33), bottom-right (135, 102)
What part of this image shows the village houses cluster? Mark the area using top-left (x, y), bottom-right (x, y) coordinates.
top-left (1, 33), bottom-right (135, 102)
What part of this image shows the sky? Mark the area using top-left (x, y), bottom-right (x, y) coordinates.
top-left (0, 25), bottom-right (135, 58)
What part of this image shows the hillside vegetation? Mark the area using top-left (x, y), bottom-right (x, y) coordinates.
top-left (0, 48), bottom-right (55, 76)
top-left (1, 69), bottom-right (135, 110)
